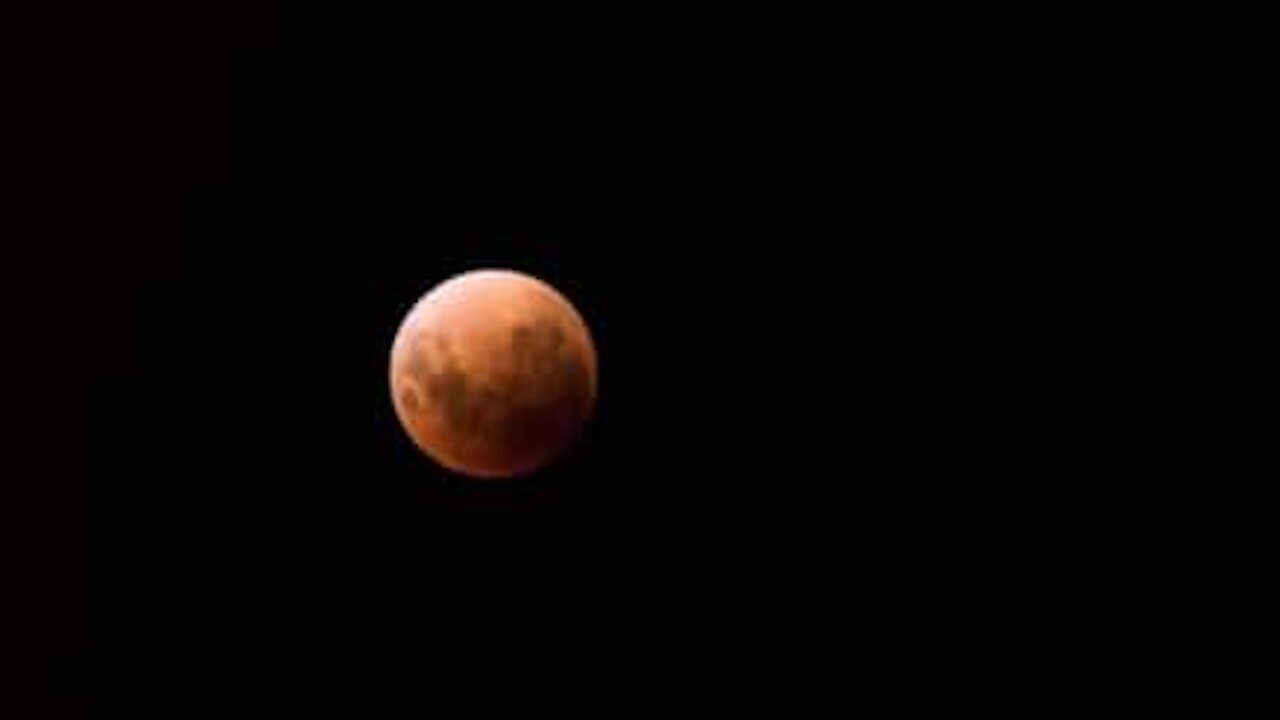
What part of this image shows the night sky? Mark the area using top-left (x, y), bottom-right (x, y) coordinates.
top-left (6, 2), bottom-right (1240, 717)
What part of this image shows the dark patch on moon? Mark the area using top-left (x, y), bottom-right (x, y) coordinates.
top-left (405, 333), bottom-right (478, 434)
top-left (399, 386), bottom-right (420, 414)
top-left (495, 318), bottom-right (592, 460)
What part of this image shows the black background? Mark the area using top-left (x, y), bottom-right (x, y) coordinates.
top-left (5, 2), bottom-right (1261, 717)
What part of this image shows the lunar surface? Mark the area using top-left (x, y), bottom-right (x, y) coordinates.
top-left (389, 269), bottom-right (597, 479)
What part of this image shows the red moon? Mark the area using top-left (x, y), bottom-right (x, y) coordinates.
top-left (389, 269), bottom-right (598, 479)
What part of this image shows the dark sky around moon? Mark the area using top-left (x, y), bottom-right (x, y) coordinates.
top-left (5, 2), bottom-right (1237, 716)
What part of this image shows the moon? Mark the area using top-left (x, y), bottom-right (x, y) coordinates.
top-left (389, 269), bottom-right (598, 479)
